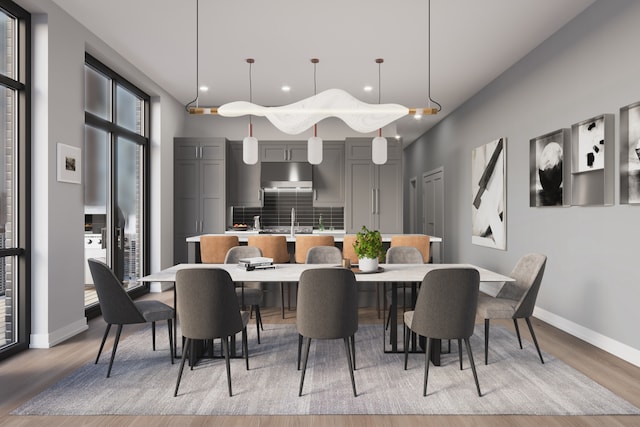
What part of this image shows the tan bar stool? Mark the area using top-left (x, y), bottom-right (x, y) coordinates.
top-left (200, 235), bottom-right (239, 263)
top-left (247, 235), bottom-right (291, 318)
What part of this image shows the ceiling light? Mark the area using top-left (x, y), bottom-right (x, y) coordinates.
top-left (281, 85), bottom-right (291, 92)
top-left (242, 58), bottom-right (258, 165)
top-left (364, 85), bottom-right (373, 92)
top-left (372, 58), bottom-right (387, 165)
top-left (307, 58), bottom-right (323, 165)
top-left (199, 85), bottom-right (208, 92)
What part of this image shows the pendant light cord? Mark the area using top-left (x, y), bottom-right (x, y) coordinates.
top-left (427, 0), bottom-right (442, 112)
top-left (185, 0), bottom-right (199, 111)
top-left (248, 59), bottom-right (253, 127)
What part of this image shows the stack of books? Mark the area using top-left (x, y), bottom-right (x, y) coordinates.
top-left (237, 257), bottom-right (275, 271)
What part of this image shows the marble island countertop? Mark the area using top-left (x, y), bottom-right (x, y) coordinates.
top-left (187, 233), bottom-right (442, 243)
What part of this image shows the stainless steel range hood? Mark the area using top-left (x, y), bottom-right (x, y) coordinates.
top-left (260, 162), bottom-right (313, 190)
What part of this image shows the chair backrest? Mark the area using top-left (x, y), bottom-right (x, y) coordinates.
top-left (294, 235), bottom-right (335, 263)
top-left (224, 245), bottom-right (262, 264)
top-left (496, 253), bottom-right (547, 318)
top-left (200, 235), bottom-right (239, 263)
top-left (390, 235), bottom-right (430, 263)
top-left (386, 246), bottom-right (424, 264)
top-left (87, 258), bottom-right (145, 325)
top-left (305, 246), bottom-right (343, 264)
top-left (410, 268), bottom-right (479, 340)
top-left (342, 235), bottom-right (359, 264)
top-left (296, 268), bottom-right (358, 339)
top-left (175, 268), bottom-right (244, 340)
top-left (247, 235), bottom-right (290, 263)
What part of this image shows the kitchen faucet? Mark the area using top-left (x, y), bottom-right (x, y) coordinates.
top-left (290, 207), bottom-right (295, 237)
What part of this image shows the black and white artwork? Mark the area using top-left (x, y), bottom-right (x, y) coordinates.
top-left (472, 137), bottom-right (506, 250)
top-left (530, 130), bottom-right (566, 207)
top-left (627, 104), bottom-right (640, 203)
top-left (576, 116), bottom-right (605, 172)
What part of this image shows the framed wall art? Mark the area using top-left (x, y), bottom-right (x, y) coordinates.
top-left (57, 143), bottom-right (82, 184)
top-left (471, 137), bottom-right (506, 250)
top-left (570, 114), bottom-right (614, 206)
top-left (529, 128), bottom-right (570, 207)
top-left (620, 101), bottom-right (640, 204)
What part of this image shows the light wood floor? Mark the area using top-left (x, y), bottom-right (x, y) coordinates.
top-left (1, 289), bottom-right (639, 427)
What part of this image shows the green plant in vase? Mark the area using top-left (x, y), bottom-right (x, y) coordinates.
top-left (353, 226), bottom-right (385, 272)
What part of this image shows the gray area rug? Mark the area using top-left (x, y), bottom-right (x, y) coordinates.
top-left (13, 323), bottom-right (640, 416)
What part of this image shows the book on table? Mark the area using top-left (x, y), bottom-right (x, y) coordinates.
top-left (237, 257), bottom-right (274, 268)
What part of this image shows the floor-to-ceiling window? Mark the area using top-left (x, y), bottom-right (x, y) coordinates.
top-left (83, 54), bottom-right (149, 312)
top-left (0, 0), bottom-right (30, 360)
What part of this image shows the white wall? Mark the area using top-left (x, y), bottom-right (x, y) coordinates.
top-left (404, 0), bottom-right (640, 366)
top-left (17, 0), bottom-right (185, 347)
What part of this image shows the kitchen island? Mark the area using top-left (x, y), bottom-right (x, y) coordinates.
top-left (185, 232), bottom-right (442, 263)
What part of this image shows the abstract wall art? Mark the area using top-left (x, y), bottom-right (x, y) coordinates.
top-left (620, 101), bottom-right (640, 204)
top-left (471, 137), bottom-right (506, 250)
top-left (530, 129), bottom-right (570, 207)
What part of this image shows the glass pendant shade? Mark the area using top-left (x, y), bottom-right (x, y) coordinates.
top-left (372, 135), bottom-right (387, 165)
top-left (243, 135), bottom-right (258, 164)
top-left (308, 136), bottom-right (323, 164)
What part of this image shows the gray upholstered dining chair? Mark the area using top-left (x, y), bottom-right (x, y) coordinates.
top-left (403, 268), bottom-right (481, 396)
top-left (224, 246), bottom-right (265, 343)
top-left (174, 268), bottom-right (250, 397)
top-left (305, 245), bottom-right (343, 264)
top-left (476, 253), bottom-right (547, 365)
top-left (384, 246), bottom-right (424, 331)
top-left (297, 268), bottom-right (359, 397)
top-left (88, 258), bottom-right (174, 378)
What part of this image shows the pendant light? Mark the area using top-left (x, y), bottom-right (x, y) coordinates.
top-left (242, 58), bottom-right (258, 165)
top-left (372, 58), bottom-right (387, 165)
top-left (307, 58), bottom-right (323, 164)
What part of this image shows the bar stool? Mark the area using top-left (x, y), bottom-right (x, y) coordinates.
top-left (247, 235), bottom-right (291, 318)
top-left (200, 235), bottom-right (239, 263)
top-left (390, 235), bottom-right (431, 263)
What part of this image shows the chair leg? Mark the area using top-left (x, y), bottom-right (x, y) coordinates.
top-left (106, 324), bottom-right (123, 378)
top-left (96, 323), bottom-right (112, 364)
top-left (464, 338), bottom-right (482, 397)
top-left (167, 319), bottom-right (174, 364)
top-left (299, 337), bottom-right (312, 396)
top-left (243, 327), bottom-right (249, 370)
top-left (254, 305), bottom-right (261, 344)
top-left (484, 318), bottom-right (490, 365)
top-left (152, 321), bottom-right (156, 351)
top-left (458, 339), bottom-right (463, 370)
top-left (256, 304), bottom-right (264, 330)
top-left (350, 335), bottom-right (356, 371)
top-left (280, 282), bottom-right (285, 319)
top-left (513, 318), bottom-right (523, 349)
top-left (174, 337), bottom-right (191, 397)
top-left (525, 317), bottom-right (545, 364)
top-left (297, 334), bottom-right (303, 370)
top-left (423, 337), bottom-right (432, 396)
top-left (385, 304), bottom-right (393, 331)
top-left (404, 325), bottom-right (410, 370)
top-left (222, 336), bottom-right (233, 397)
top-left (343, 337), bottom-right (357, 397)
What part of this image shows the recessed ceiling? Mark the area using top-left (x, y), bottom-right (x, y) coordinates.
top-left (46, 0), bottom-right (594, 144)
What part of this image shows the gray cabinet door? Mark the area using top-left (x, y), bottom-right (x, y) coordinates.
top-left (174, 137), bottom-right (226, 263)
top-left (227, 141), bottom-right (262, 206)
top-left (345, 160), bottom-right (376, 233)
top-left (313, 142), bottom-right (345, 207)
top-left (260, 142), bottom-right (307, 162)
top-left (377, 159), bottom-right (403, 233)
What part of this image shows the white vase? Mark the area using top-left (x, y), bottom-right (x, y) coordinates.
top-left (358, 257), bottom-right (378, 272)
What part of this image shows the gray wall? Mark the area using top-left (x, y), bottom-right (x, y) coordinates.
top-left (404, 0), bottom-right (640, 365)
top-left (17, 0), bottom-right (185, 347)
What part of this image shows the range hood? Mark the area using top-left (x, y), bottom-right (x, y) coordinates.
top-left (261, 162), bottom-right (313, 190)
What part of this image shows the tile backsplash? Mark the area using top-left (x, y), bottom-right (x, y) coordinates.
top-left (232, 190), bottom-right (344, 230)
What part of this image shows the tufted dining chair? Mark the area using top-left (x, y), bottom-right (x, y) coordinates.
top-left (247, 235), bottom-right (291, 318)
top-left (224, 245), bottom-right (265, 344)
top-left (174, 268), bottom-right (250, 397)
top-left (297, 268), bottom-right (359, 397)
top-left (403, 268), bottom-right (481, 397)
top-left (476, 253), bottom-right (547, 365)
top-left (200, 235), bottom-right (239, 263)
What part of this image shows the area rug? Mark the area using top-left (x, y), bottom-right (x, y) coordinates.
top-left (12, 323), bottom-right (640, 416)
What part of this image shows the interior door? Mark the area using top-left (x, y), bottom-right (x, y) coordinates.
top-left (422, 168), bottom-right (444, 262)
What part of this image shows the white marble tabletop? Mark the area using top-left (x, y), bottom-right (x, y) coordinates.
top-left (140, 263), bottom-right (510, 284)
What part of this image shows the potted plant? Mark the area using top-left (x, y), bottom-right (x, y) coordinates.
top-left (353, 226), bottom-right (385, 272)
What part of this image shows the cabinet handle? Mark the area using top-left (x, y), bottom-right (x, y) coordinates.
top-left (284, 149), bottom-right (287, 161)
top-left (195, 147), bottom-right (199, 159)
top-left (195, 221), bottom-right (199, 233)
top-left (259, 189), bottom-right (263, 201)
top-left (313, 189), bottom-right (317, 200)
top-left (376, 188), bottom-right (380, 214)
top-left (199, 146), bottom-right (202, 158)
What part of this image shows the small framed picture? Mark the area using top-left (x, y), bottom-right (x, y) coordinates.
top-left (529, 129), bottom-right (570, 207)
top-left (57, 143), bottom-right (82, 184)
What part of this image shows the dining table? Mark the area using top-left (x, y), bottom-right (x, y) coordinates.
top-left (139, 262), bottom-right (512, 365)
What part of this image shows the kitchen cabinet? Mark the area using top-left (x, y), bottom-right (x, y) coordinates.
top-left (227, 141), bottom-right (263, 207)
top-left (345, 138), bottom-right (403, 233)
top-left (260, 142), bottom-right (307, 162)
top-left (174, 137), bottom-right (226, 263)
top-left (312, 141), bottom-right (345, 207)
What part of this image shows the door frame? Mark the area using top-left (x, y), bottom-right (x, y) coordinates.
top-left (422, 167), bottom-right (444, 263)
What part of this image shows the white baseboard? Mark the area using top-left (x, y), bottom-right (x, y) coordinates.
top-left (534, 307), bottom-right (640, 368)
top-left (30, 318), bottom-right (89, 349)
